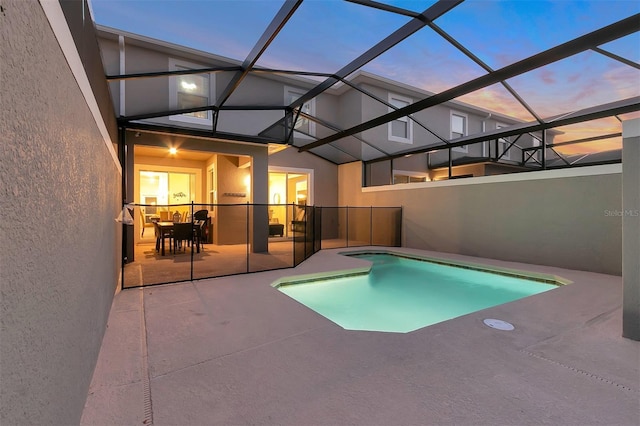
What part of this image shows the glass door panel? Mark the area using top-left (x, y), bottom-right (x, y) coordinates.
top-left (268, 172), bottom-right (287, 235)
top-left (140, 170), bottom-right (196, 234)
top-left (268, 171), bottom-right (310, 239)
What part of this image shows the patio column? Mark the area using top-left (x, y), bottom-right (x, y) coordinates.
top-left (251, 148), bottom-right (269, 253)
top-left (622, 118), bottom-right (640, 341)
top-left (123, 130), bottom-right (135, 262)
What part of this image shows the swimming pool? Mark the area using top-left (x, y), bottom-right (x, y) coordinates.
top-left (275, 252), bottom-right (564, 333)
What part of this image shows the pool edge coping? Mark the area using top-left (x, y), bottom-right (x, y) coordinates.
top-left (344, 249), bottom-right (573, 286)
top-left (271, 248), bottom-right (573, 288)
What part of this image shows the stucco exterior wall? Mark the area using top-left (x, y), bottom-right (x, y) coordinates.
top-left (339, 162), bottom-right (622, 275)
top-left (622, 119), bottom-right (640, 340)
top-left (0, 2), bottom-right (122, 424)
top-left (98, 32), bottom-right (330, 140)
top-left (215, 155), bottom-right (254, 244)
top-left (357, 83), bottom-right (499, 160)
top-left (315, 92), bottom-right (339, 140)
top-left (268, 147), bottom-right (339, 207)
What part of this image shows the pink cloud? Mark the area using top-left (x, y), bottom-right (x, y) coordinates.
top-left (539, 69), bottom-right (556, 84)
top-left (553, 117), bottom-right (622, 154)
top-left (567, 73), bottom-right (581, 83)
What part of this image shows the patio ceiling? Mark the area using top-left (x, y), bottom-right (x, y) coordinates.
top-left (96, 0), bottom-right (640, 164)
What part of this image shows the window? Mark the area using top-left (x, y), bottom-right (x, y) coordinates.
top-left (207, 165), bottom-right (216, 207)
top-left (169, 59), bottom-right (214, 125)
top-left (138, 170), bottom-right (196, 235)
top-left (451, 111), bottom-right (468, 152)
top-left (285, 87), bottom-right (315, 137)
top-left (496, 123), bottom-right (510, 159)
top-left (393, 170), bottom-right (428, 184)
top-left (388, 94), bottom-right (413, 143)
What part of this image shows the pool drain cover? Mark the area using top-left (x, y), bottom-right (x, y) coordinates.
top-left (483, 318), bottom-right (514, 331)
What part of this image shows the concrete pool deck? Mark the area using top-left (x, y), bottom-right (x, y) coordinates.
top-left (81, 247), bottom-right (639, 425)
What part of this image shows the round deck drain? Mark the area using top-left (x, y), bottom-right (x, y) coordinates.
top-left (483, 318), bottom-right (514, 331)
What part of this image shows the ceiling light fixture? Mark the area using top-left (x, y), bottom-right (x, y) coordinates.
top-left (169, 147), bottom-right (178, 155)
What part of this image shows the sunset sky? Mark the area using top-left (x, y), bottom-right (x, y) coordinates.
top-left (91, 0), bottom-right (639, 154)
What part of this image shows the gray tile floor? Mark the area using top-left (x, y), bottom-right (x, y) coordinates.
top-left (82, 248), bottom-right (639, 426)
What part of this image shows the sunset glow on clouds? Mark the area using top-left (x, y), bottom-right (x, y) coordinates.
top-left (91, 0), bottom-right (639, 154)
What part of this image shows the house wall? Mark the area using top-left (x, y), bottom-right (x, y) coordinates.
top-left (123, 43), bottom-right (172, 117)
top-left (98, 33), bottom-right (308, 138)
top-left (99, 36), bottom-right (121, 113)
top-left (339, 162), bottom-right (622, 275)
top-left (216, 155), bottom-right (253, 244)
top-left (392, 153), bottom-right (429, 174)
top-left (315, 92), bottom-right (339, 139)
top-left (353, 81), bottom-right (539, 168)
top-left (1, 2), bottom-right (122, 425)
top-left (60, 1), bottom-right (119, 145)
top-left (219, 73), bottom-right (287, 136)
top-left (337, 87), bottom-right (363, 131)
top-left (359, 83), bottom-right (447, 154)
top-left (622, 119), bottom-right (640, 340)
top-left (337, 76), bottom-right (545, 171)
top-left (269, 147), bottom-right (339, 207)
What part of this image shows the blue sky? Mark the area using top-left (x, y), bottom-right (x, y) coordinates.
top-left (91, 0), bottom-right (639, 152)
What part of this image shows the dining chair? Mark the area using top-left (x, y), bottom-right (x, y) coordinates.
top-left (139, 207), bottom-right (155, 237)
top-left (193, 210), bottom-right (209, 248)
top-left (139, 207), bottom-right (146, 237)
top-left (172, 222), bottom-right (193, 253)
top-left (154, 221), bottom-right (173, 254)
top-left (194, 209), bottom-right (208, 221)
top-left (193, 220), bottom-right (206, 251)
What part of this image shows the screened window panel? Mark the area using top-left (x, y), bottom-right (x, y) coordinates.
top-left (451, 114), bottom-right (465, 137)
top-left (176, 67), bottom-right (209, 119)
top-left (391, 120), bottom-right (408, 138)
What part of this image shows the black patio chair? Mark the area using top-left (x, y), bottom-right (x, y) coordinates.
top-left (193, 210), bottom-right (209, 250)
top-left (154, 221), bottom-right (173, 254)
top-left (172, 222), bottom-right (193, 253)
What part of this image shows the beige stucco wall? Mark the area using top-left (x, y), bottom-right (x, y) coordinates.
top-left (622, 119), bottom-right (640, 340)
top-left (1, 2), bottom-right (122, 424)
top-left (269, 146), bottom-right (339, 207)
top-left (215, 155), bottom-right (254, 245)
top-left (339, 162), bottom-right (622, 275)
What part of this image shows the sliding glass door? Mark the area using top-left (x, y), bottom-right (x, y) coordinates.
top-left (139, 170), bottom-right (196, 236)
top-left (268, 170), bottom-right (311, 238)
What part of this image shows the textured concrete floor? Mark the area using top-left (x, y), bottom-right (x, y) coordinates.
top-left (82, 248), bottom-right (639, 426)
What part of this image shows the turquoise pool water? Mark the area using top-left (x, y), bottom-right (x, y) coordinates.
top-left (277, 253), bottom-right (560, 333)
